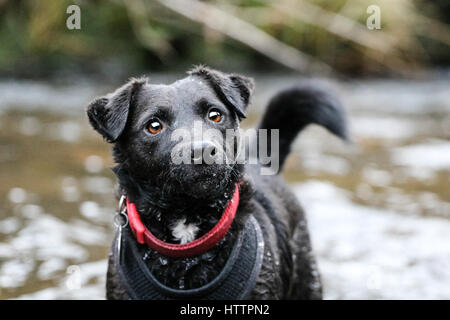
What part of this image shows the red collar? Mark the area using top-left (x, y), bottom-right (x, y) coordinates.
top-left (126, 184), bottom-right (240, 258)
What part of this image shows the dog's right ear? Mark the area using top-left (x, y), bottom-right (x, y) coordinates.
top-left (86, 78), bottom-right (147, 142)
top-left (188, 66), bottom-right (254, 120)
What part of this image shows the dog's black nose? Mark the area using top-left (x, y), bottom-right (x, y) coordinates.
top-left (191, 141), bottom-right (218, 164)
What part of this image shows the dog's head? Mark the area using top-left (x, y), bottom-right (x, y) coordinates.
top-left (87, 66), bottom-right (254, 200)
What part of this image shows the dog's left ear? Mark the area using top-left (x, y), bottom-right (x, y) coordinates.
top-left (188, 66), bottom-right (254, 119)
top-left (86, 78), bottom-right (147, 142)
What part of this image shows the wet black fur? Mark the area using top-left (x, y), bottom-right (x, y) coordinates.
top-left (86, 66), bottom-right (347, 299)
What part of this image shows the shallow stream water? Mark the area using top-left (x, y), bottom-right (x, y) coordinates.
top-left (0, 75), bottom-right (449, 299)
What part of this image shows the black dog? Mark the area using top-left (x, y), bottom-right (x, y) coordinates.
top-left (86, 66), bottom-right (347, 299)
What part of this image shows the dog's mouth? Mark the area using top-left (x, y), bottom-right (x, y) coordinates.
top-left (160, 162), bottom-right (236, 199)
top-left (184, 163), bottom-right (231, 186)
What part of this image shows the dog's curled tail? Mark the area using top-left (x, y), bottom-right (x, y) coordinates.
top-left (258, 85), bottom-right (348, 172)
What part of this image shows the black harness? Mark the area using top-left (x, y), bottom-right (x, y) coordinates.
top-left (113, 215), bottom-right (264, 299)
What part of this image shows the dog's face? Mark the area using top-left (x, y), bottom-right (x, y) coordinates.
top-left (87, 67), bottom-right (254, 199)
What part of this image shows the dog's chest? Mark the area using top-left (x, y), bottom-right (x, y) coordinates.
top-left (171, 219), bottom-right (200, 244)
top-left (111, 215), bottom-right (264, 299)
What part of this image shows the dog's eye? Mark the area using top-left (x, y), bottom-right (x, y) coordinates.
top-left (147, 120), bottom-right (163, 134)
top-left (208, 109), bottom-right (222, 123)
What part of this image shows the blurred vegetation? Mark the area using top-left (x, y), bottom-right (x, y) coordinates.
top-left (0, 0), bottom-right (449, 78)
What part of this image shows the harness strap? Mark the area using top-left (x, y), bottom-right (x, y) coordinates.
top-left (114, 215), bottom-right (264, 300)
